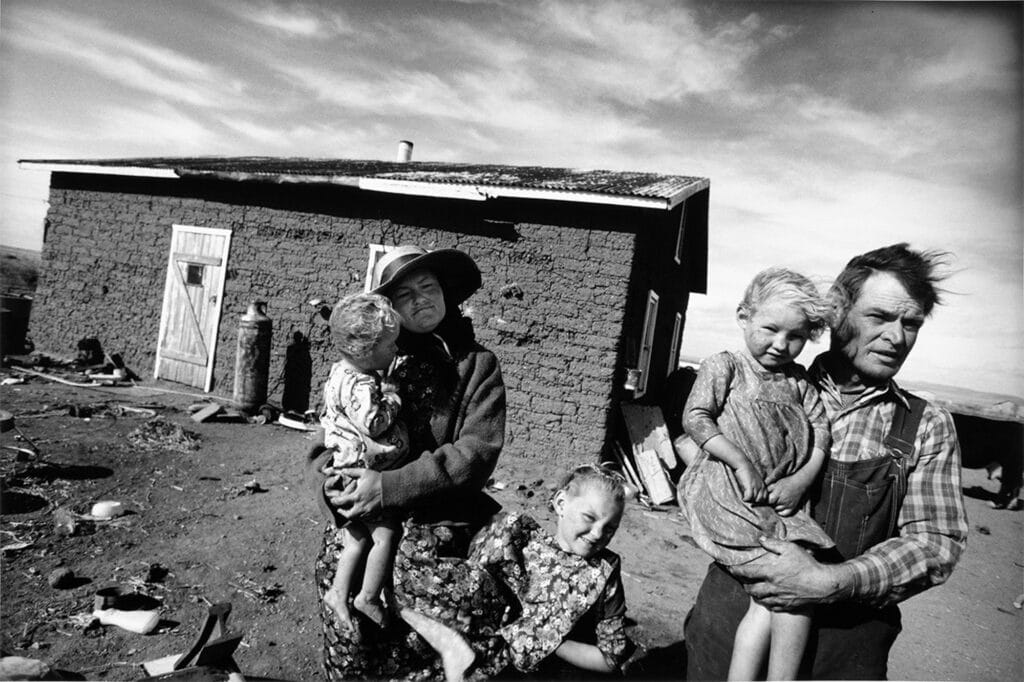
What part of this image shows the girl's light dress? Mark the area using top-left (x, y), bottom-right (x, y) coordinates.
top-left (679, 350), bottom-right (834, 566)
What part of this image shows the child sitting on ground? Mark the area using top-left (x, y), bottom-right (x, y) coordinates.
top-left (320, 292), bottom-right (410, 631)
top-left (677, 267), bottom-right (834, 681)
top-left (400, 463), bottom-right (633, 680)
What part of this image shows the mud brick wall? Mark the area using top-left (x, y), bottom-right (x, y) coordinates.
top-left (30, 174), bottom-right (701, 461)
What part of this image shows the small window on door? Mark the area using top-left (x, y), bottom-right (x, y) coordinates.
top-left (185, 264), bottom-right (205, 286)
top-left (634, 290), bottom-right (659, 398)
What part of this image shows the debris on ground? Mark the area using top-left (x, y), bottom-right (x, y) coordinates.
top-left (53, 507), bottom-right (95, 536)
top-left (0, 655), bottom-right (51, 681)
top-left (230, 573), bottom-right (284, 604)
top-left (47, 567), bottom-right (75, 588)
top-left (241, 480), bottom-right (266, 495)
top-left (128, 417), bottom-right (201, 452)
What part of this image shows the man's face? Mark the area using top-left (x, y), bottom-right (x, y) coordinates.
top-left (835, 271), bottom-right (926, 383)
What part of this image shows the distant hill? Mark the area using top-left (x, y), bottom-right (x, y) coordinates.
top-left (679, 355), bottom-right (1023, 424)
top-left (0, 245), bottom-right (41, 296)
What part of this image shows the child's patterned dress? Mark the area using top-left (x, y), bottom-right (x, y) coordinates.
top-left (679, 350), bottom-right (835, 566)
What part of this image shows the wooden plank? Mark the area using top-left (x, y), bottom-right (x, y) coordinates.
top-left (173, 252), bottom-right (223, 266)
top-left (635, 449), bottom-right (675, 504)
top-left (610, 442), bottom-right (643, 492)
top-left (621, 403), bottom-right (679, 471)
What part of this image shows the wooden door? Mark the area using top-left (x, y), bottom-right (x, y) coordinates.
top-left (155, 225), bottom-right (231, 391)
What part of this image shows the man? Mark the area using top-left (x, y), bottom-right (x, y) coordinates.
top-left (683, 243), bottom-right (969, 680)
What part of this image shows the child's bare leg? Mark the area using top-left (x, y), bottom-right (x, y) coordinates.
top-left (728, 598), bottom-right (771, 681)
top-left (352, 519), bottom-right (400, 628)
top-left (766, 608), bottom-right (812, 681)
top-left (324, 524), bottom-right (369, 632)
top-left (400, 608), bottom-right (475, 682)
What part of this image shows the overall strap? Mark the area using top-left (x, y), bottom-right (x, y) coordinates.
top-left (883, 394), bottom-right (927, 459)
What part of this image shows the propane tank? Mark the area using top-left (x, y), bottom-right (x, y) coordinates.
top-left (233, 301), bottom-right (272, 414)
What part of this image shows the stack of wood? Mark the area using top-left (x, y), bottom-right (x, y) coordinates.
top-left (614, 403), bottom-right (683, 505)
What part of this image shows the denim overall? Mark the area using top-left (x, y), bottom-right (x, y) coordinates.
top-left (684, 396), bottom-right (926, 680)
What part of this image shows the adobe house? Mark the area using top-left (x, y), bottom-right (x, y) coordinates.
top-left (20, 153), bottom-right (709, 461)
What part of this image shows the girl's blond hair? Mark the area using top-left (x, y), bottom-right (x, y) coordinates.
top-left (737, 267), bottom-right (829, 340)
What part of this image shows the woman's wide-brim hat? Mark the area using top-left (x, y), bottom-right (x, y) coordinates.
top-left (370, 245), bottom-right (482, 306)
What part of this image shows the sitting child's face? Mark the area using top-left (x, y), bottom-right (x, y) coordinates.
top-left (554, 483), bottom-right (624, 559)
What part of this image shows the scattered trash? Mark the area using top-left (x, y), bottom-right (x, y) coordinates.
top-left (1, 376), bottom-right (26, 385)
top-left (976, 525), bottom-right (991, 535)
top-left (93, 606), bottom-right (160, 634)
top-left (47, 567), bottom-right (75, 588)
top-left (1013, 594), bottom-right (1023, 609)
top-left (53, 507), bottom-right (95, 536)
top-left (0, 656), bottom-right (51, 680)
top-left (114, 403), bottom-right (158, 418)
top-left (487, 479), bottom-right (507, 491)
top-left (90, 500), bottom-right (125, 519)
top-left (238, 480), bottom-right (267, 495)
top-left (146, 563), bottom-right (169, 583)
top-left (128, 417), bottom-right (200, 452)
top-left (276, 412), bottom-right (316, 431)
top-left (230, 573), bottom-right (284, 603)
top-left (191, 402), bottom-right (225, 423)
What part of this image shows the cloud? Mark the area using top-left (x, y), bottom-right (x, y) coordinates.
top-left (222, 0), bottom-right (354, 38)
top-left (4, 6), bottom-right (246, 109)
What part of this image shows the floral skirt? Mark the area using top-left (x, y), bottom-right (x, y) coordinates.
top-left (315, 520), bottom-right (512, 680)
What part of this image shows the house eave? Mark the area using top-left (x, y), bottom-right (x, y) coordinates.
top-left (19, 161), bottom-right (709, 210)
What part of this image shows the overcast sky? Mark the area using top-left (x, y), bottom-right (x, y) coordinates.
top-left (1, 0), bottom-right (1020, 398)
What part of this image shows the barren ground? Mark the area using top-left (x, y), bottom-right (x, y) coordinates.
top-left (1, 377), bottom-right (1021, 681)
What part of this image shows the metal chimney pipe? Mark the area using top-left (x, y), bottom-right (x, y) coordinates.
top-left (397, 140), bottom-right (414, 162)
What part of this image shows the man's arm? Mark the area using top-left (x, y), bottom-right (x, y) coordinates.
top-left (745, 405), bottom-right (968, 610)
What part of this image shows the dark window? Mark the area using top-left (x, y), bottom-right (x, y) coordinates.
top-left (186, 264), bottom-right (204, 286)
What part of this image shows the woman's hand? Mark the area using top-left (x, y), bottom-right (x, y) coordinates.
top-left (328, 467), bottom-right (383, 520)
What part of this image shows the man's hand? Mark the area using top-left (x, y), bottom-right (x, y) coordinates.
top-left (766, 474), bottom-right (810, 516)
top-left (327, 467), bottom-right (383, 520)
top-left (739, 536), bottom-right (853, 611)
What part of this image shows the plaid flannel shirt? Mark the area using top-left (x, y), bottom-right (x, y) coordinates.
top-left (810, 352), bottom-right (969, 609)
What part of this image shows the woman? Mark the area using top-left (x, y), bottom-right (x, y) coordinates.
top-left (308, 245), bottom-right (507, 680)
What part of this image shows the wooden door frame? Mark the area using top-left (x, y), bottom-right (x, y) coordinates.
top-left (154, 224), bottom-right (232, 392)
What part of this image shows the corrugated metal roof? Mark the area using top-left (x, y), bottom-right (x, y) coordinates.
top-left (19, 156), bottom-right (708, 210)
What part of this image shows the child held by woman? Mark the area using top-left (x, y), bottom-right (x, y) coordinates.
top-left (320, 293), bottom-right (410, 631)
top-left (400, 463), bottom-right (633, 680)
top-left (678, 267), bottom-right (834, 681)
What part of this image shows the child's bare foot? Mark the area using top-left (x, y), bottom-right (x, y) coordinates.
top-left (324, 586), bottom-right (357, 635)
top-left (400, 608), bottom-right (475, 682)
top-left (353, 592), bottom-right (390, 629)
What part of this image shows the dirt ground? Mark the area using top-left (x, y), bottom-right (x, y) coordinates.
top-left (1, 377), bottom-right (1021, 681)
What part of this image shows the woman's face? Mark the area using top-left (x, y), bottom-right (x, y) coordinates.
top-left (390, 269), bottom-right (447, 334)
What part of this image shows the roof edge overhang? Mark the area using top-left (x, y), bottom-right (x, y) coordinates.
top-left (18, 161), bottom-right (709, 211)
top-left (19, 161), bottom-right (178, 179)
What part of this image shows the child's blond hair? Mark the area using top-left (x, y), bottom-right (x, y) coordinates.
top-left (329, 293), bottom-right (401, 358)
top-left (554, 463), bottom-right (627, 507)
top-left (737, 267), bottom-right (829, 340)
